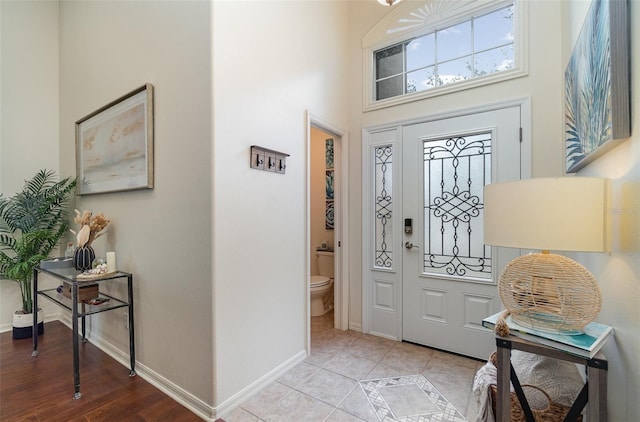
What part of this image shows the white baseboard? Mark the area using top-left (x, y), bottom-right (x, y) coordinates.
top-left (47, 315), bottom-right (215, 421)
top-left (85, 328), bottom-right (215, 421)
top-left (348, 321), bottom-right (362, 332)
top-left (214, 349), bottom-right (307, 418)
top-left (47, 315), bottom-right (307, 421)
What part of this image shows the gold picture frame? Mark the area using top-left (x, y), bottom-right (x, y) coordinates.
top-left (76, 83), bottom-right (154, 195)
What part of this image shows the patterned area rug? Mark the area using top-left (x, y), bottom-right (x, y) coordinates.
top-left (359, 374), bottom-right (468, 422)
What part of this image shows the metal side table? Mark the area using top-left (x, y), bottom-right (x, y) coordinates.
top-left (32, 266), bottom-right (136, 399)
top-left (495, 335), bottom-right (608, 422)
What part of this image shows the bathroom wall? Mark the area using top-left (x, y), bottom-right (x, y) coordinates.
top-left (310, 126), bottom-right (335, 276)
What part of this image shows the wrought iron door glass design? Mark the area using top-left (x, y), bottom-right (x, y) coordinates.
top-left (423, 133), bottom-right (492, 279)
top-left (375, 145), bottom-right (393, 269)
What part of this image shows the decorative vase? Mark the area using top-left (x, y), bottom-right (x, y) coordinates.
top-left (73, 245), bottom-right (95, 271)
top-left (13, 308), bottom-right (44, 339)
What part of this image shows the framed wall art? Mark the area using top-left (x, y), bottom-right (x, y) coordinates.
top-left (325, 138), bottom-right (334, 230)
top-left (76, 83), bottom-right (154, 195)
top-left (564, 0), bottom-right (630, 173)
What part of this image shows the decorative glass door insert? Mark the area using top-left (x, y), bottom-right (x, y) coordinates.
top-left (422, 133), bottom-right (492, 280)
top-left (375, 145), bottom-right (393, 269)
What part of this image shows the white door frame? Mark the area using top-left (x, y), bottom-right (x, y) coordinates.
top-left (361, 97), bottom-right (531, 339)
top-left (306, 111), bottom-right (349, 339)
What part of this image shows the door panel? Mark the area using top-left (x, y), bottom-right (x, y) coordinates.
top-left (402, 107), bottom-right (521, 359)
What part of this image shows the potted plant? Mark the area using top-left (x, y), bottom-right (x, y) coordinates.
top-left (0, 170), bottom-right (76, 339)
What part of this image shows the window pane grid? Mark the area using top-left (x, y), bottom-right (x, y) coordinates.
top-left (374, 3), bottom-right (514, 100)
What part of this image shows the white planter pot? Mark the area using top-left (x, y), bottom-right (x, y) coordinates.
top-left (13, 309), bottom-right (44, 339)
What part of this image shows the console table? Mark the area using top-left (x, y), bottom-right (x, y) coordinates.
top-left (32, 266), bottom-right (136, 399)
top-left (495, 335), bottom-right (608, 422)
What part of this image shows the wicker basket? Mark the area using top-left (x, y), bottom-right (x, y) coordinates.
top-left (490, 383), bottom-right (583, 422)
top-left (487, 352), bottom-right (583, 422)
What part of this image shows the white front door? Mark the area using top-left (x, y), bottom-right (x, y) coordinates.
top-left (363, 102), bottom-right (528, 359)
top-left (401, 107), bottom-right (521, 359)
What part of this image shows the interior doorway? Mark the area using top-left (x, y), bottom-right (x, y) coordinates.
top-left (307, 112), bottom-right (348, 336)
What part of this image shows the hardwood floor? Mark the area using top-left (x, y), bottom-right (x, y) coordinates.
top-left (0, 321), bottom-right (202, 421)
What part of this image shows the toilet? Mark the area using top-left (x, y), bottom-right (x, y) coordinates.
top-left (310, 251), bottom-right (334, 317)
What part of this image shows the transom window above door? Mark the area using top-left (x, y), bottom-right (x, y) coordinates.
top-left (363, 0), bottom-right (528, 111)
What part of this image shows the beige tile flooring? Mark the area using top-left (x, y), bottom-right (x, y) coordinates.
top-left (221, 311), bottom-right (486, 422)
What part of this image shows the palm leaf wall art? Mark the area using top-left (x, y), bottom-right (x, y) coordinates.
top-left (564, 0), bottom-right (630, 173)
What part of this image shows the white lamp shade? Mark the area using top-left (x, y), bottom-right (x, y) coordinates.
top-left (484, 177), bottom-right (611, 252)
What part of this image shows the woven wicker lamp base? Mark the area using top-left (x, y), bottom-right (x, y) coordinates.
top-left (498, 251), bottom-right (602, 334)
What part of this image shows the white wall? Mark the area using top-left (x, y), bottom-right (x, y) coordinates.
top-left (58, 0), bottom-right (214, 412)
top-left (562, 1), bottom-right (640, 420)
top-left (0, 1), bottom-right (63, 328)
top-left (212, 0), bottom-right (349, 405)
top-left (310, 127), bottom-right (335, 276)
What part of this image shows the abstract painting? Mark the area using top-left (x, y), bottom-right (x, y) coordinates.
top-left (564, 0), bottom-right (630, 173)
top-left (325, 138), bottom-right (335, 229)
top-left (325, 201), bottom-right (334, 230)
top-left (76, 84), bottom-right (154, 194)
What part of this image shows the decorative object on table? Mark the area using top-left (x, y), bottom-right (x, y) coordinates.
top-left (73, 246), bottom-right (95, 272)
top-left (64, 242), bottom-right (75, 258)
top-left (62, 282), bottom-right (99, 302)
top-left (69, 209), bottom-right (109, 271)
top-left (0, 170), bottom-right (76, 339)
top-left (565, 0), bottom-right (630, 173)
top-left (106, 251), bottom-right (117, 273)
top-left (76, 83), bottom-right (154, 195)
top-left (482, 311), bottom-right (613, 359)
top-left (76, 261), bottom-right (116, 280)
top-left (39, 257), bottom-right (74, 270)
top-left (484, 177), bottom-right (611, 335)
top-left (85, 297), bottom-right (110, 305)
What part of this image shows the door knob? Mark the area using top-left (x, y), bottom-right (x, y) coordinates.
top-left (404, 241), bottom-right (419, 250)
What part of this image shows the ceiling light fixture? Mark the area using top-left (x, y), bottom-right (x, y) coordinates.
top-left (377, 0), bottom-right (402, 6)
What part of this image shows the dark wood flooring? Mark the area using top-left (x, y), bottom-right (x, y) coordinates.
top-left (0, 320), bottom-right (203, 421)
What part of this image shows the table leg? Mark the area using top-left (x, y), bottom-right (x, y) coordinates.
top-left (72, 283), bottom-right (82, 399)
top-left (32, 269), bottom-right (39, 357)
top-left (81, 302), bottom-right (87, 343)
top-left (495, 339), bottom-right (512, 422)
top-left (588, 357), bottom-right (608, 422)
top-left (127, 274), bottom-right (136, 376)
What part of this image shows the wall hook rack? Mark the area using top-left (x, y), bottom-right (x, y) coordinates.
top-left (250, 145), bottom-right (289, 174)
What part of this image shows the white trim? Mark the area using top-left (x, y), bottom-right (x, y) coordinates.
top-left (362, 0), bottom-right (529, 111)
top-left (361, 125), bottom-right (404, 339)
top-left (53, 315), bottom-right (216, 421)
top-left (305, 111), bottom-right (350, 338)
top-left (214, 350), bottom-right (307, 419)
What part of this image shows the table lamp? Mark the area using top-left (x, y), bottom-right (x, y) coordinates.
top-left (484, 177), bottom-right (611, 334)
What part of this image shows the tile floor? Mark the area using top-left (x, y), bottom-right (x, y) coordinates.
top-left (221, 311), bottom-right (486, 422)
